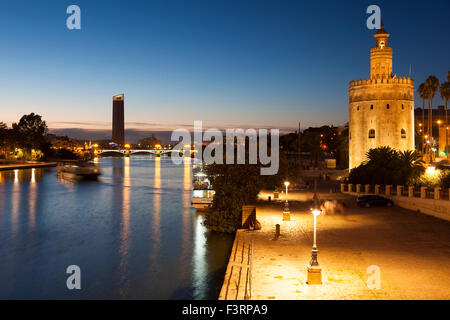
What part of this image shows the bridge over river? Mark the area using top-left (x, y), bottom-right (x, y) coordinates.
top-left (97, 149), bottom-right (183, 156)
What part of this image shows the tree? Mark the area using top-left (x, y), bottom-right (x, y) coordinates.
top-left (203, 138), bottom-right (286, 233)
top-left (335, 127), bottom-right (349, 168)
top-left (204, 162), bottom-right (264, 233)
top-left (440, 78), bottom-right (450, 157)
top-left (349, 147), bottom-right (425, 185)
top-left (11, 113), bottom-right (48, 154)
top-left (425, 75), bottom-right (440, 160)
top-left (397, 150), bottom-right (425, 184)
top-left (0, 122), bottom-right (7, 143)
top-left (301, 128), bottom-right (324, 167)
top-left (0, 122), bottom-right (8, 157)
top-left (417, 82), bottom-right (429, 154)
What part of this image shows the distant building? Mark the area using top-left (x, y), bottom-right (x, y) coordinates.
top-left (414, 106), bottom-right (449, 156)
top-left (112, 94), bottom-right (125, 145)
top-left (348, 25), bottom-right (415, 169)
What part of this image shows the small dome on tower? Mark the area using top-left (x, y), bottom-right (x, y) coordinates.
top-left (376, 23), bottom-right (388, 35)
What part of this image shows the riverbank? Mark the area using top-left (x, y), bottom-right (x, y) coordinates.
top-left (0, 161), bottom-right (57, 171)
top-left (219, 191), bottom-right (450, 300)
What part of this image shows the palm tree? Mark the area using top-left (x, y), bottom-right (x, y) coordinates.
top-left (425, 75), bottom-right (440, 160)
top-left (398, 150), bottom-right (425, 184)
top-left (398, 150), bottom-right (425, 170)
top-left (417, 82), bottom-right (429, 154)
top-left (440, 79), bottom-right (450, 158)
top-left (365, 146), bottom-right (397, 166)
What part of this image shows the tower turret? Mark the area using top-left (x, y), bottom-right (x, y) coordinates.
top-left (370, 24), bottom-right (393, 79)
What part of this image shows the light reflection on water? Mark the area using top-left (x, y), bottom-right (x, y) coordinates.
top-left (0, 156), bottom-right (234, 299)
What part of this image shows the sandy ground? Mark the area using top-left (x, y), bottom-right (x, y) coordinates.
top-left (237, 190), bottom-right (450, 300)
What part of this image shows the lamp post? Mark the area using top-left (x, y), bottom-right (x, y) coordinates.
top-left (445, 124), bottom-right (448, 159)
top-left (437, 120), bottom-right (442, 157)
top-left (283, 181), bottom-right (290, 221)
top-left (307, 180), bottom-right (322, 285)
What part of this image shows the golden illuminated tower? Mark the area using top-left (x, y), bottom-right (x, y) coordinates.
top-left (348, 25), bottom-right (415, 169)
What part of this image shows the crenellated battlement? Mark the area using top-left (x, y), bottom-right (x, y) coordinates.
top-left (349, 76), bottom-right (414, 88)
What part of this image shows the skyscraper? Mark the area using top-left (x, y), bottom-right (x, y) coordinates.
top-left (112, 94), bottom-right (125, 145)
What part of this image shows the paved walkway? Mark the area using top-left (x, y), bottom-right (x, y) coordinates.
top-left (228, 192), bottom-right (450, 300)
top-left (0, 162), bottom-right (56, 171)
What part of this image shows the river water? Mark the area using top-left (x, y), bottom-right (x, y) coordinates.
top-left (0, 156), bottom-right (234, 299)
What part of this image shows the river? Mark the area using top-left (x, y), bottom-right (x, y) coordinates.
top-left (0, 156), bottom-right (234, 299)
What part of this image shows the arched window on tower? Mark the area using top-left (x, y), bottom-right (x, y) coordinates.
top-left (401, 104), bottom-right (404, 110)
top-left (386, 104), bottom-right (390, 109)
top-left (401, 129), bottom-right (406, 139)
top-left (370, 104), bottom-right (374, 110)
top-left (369, 129), bottom-right (376, 139)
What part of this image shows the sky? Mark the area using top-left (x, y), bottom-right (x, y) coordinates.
top-left (0, 0), bottom-right (449, 137)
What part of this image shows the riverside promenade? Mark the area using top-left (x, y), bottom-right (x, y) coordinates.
top-left (0, 161), bottom-right (57, 171)
top-left (220, 190), bottom-right (450, 300)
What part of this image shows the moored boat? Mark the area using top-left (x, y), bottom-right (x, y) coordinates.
top-left (191, 163), bottom-right (214, 210)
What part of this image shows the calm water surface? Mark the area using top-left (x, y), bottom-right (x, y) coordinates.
top-left (0, 156), bottom-right (234, 299)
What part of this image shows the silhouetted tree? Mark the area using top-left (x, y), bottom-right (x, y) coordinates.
top-left (11, 113), bottom-right (48, 153)
top-left (349, 147), bottom-right (425, 185)
top-left (440, 74), bottom-right (450, 156)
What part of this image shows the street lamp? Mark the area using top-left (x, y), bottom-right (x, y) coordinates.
top-left (307, 180), bottom-right (322, 285)
top-left (284, 181), bottom-right (290, 199)
top-left (310, 208), bottom-right (321, 266)
top-left (283, 181), bottom-right (290, 221)
top-left (437, 121), bottom-right (442, 157)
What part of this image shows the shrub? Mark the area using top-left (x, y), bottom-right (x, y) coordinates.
top-left (440, 171), bottom-right (450, 189)
top-left (349, 147), bottom-right (425, 185)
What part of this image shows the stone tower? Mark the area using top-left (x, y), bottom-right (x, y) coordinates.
top-left (348, 25), bottom-right (415, 169)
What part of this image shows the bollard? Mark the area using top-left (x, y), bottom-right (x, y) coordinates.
top-left (408, 186), bottom-right (414, 198)
top-left (274, 224), bottom-right (280, 240)
top-left (375, 185), bottom-right (380, 195)
top-left (420, 186), bottom-right (427, 199)
top-left (385, 185), bottom-right (391, 196)
top-left (348, 184), bottom-right (353, 193)
top-left (434, 187), bottom-right (441, 200)
top-left (365, 184), bottom-right (370, 194)
top-left (397, 185), bottom-right (403, 197)
top-left (341, 184), bottom-right (345, 193)
top-left (356, 184), bottom-right (361, 194)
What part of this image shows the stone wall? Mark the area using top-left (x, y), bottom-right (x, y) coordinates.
top-left (341, 183), bottom-right (450, 222)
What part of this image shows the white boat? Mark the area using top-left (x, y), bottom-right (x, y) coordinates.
top-left (192, 189), bottom-right (214, 209)
top-left (57, 161), bottom-right (102, 180)
top-left (191, 164), bottom-right (214, 210)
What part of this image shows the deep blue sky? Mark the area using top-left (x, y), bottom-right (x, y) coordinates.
top-left (0, 0), bottom-right (448, 132)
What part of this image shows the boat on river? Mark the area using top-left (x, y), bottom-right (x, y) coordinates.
top-left (57, 160), bottom-right (102, 181)
top-left (191, 163), bottom-right (214, 210)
